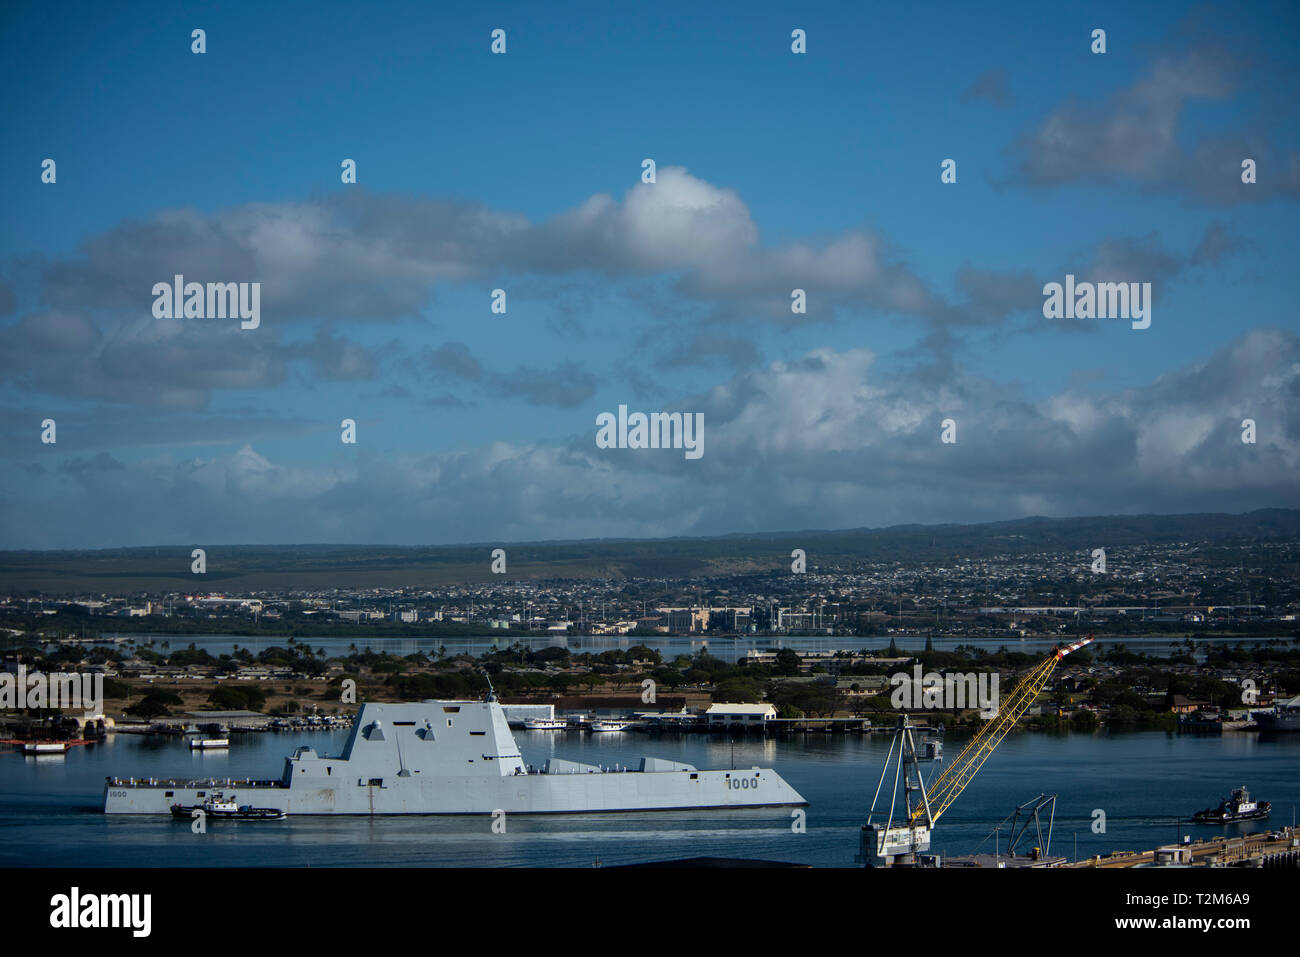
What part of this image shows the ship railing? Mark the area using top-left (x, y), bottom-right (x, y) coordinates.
top-left (106, 776), bottom-right (283, 788)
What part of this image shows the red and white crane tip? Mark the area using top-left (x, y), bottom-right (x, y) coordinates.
top-left (1055, 633), bottom-right (1095, 659)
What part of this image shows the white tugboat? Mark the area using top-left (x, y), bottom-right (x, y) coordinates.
top-left (170, 793), bottom-right (286, 821)
top-left (1192, 786), bottom-right (1271, 823)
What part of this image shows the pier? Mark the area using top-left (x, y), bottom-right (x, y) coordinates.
top-left (1067, 827), bottom-right (1300, 868)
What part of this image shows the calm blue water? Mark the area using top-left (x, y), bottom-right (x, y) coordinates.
top-left (99, 632), bottom-right (1297, 663)
top-left (2, 729), bottom-right (1296, 867)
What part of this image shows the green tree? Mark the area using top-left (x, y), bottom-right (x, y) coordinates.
top-left (713, 677), bottom-right (764, 703)
top-left (774, 648), bottom-right (801, 677)
top-left (547, 673), bottom-right (573, 695)
top-left (125, 689), bottom-right (182, 718)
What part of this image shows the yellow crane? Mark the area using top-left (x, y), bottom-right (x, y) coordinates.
top-left (862, 635), bottom-right (1093, 866)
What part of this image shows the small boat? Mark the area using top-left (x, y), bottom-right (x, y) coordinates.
top-left (171, 796), bottom-right (285, 821)
top-left (1192, 786), bottom-right (1270, 823)
top-left (22, 741), bottom-right (69, 755)
top-left (588, 720), bottom-right (629, 733)
top-left (189, 738), bottom-right (229, 750)
top-left (523, 717), bottom-right (568, 730)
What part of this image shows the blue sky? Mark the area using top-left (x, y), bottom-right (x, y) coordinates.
top-left (1, 0), bottom-right (1298, 548)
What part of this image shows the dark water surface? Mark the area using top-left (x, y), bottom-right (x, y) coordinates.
top-left (2, 728), bottom-right (1296, 867)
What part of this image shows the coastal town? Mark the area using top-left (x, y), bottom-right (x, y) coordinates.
top-left (4, 538), bottom-right (1296, 641)
top-left (3, 592), bottom-right (1296, 747)
top-left (3, 529), bottom-right (1296, 743)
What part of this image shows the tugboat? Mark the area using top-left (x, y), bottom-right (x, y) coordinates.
top-left (170, 794), bottom-right (286, 821)
top-left (1192, 786), bottom-right (1270, 824)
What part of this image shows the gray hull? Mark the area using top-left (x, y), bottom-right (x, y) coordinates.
top-left (1255, 710), bottom-right (1300, 731)
top-left (104, 699), bottom-right (806, 815)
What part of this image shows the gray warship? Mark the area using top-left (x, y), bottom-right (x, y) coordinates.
top-left (1254, 694), bottom-right (1300, 732)
top-left (104, 699), bottom-right (806, 815)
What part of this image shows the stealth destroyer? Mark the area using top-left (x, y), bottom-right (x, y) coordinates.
top-left (105, 699), bottom-right (806, 815)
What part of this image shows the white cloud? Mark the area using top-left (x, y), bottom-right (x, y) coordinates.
top-left (6, 329), bottom-right (1296, 548)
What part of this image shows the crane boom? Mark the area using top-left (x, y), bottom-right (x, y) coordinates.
top-left (911, 635), bottom-right (1093, 825)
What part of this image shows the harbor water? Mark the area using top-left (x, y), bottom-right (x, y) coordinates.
top-left (2, 728), bottom-right (1297, 867)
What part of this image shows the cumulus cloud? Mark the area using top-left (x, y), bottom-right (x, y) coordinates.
top-left (4, 330), bottom-right (1295, 547)
top-left (501, 361), bottom-right (598, 409)
top-left (949, 222), bottom-right (1248, 331)
top-left (2, 166), bottom-right (1001, 407)
top-left (1012, 45), bottom-right (1300, 204)
top-left (3, 159), bottom-right (1259, 412)
top-left (14, 166), bottom-right (948, 328)
top-left (38, 197), bottom-right (509, 322)
top-left (531, 167), bottom-right (759, 274)
top-left (0, 310), bottom-right (288, 408)
top-left (298, 329), bottom-right (381, 381)
top-left (424, 342), bottom-right (484, 382)
top-left (420, 344), bottom-right (597, 407)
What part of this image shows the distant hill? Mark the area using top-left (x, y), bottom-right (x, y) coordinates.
top-left (1, 508), bottom-right (1297, 593)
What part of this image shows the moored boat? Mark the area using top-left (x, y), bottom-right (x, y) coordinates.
top-left (589, 720), bottom-right (629, 732)
top-left (523, 717), bottom-right (568, 730)
top-left (22, 741), bottom-right (69, 754)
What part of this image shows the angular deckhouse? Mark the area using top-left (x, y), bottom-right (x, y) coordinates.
top-left (104, 700), bottom-right (807, 814)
